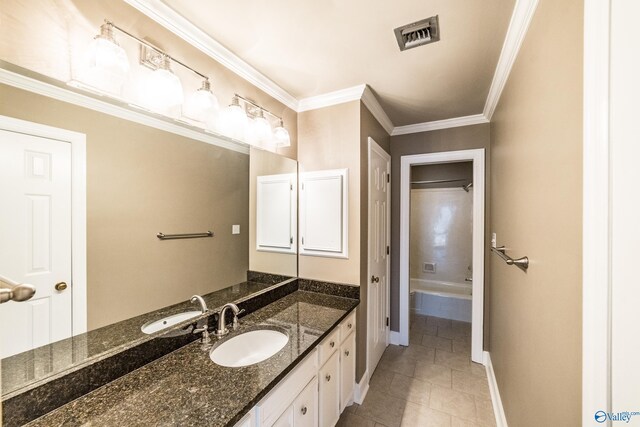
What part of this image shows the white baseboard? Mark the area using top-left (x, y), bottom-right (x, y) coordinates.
top-left (484, 351), bottom-right (508, 427)
top-left (389, 331), bottom-right (402, 346)
top-left (354, 369), bottom-right (370, 405)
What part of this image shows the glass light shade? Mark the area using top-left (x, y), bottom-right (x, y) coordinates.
top-left (140, 67), bottom-right (184, 111)
top-left (183, 83), bottom-right (220, 126)
top-left (83, 35), bottom-right (130, 94)
top-left (251, 112), bottom-right (273, 145)
top-left (218, 102), bottom-right (248, 141)
top-left (273, 123), bottom-right (291, 147)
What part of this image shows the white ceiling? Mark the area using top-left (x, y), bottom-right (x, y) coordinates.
top-left (161, 0), bottom-right (515, 126)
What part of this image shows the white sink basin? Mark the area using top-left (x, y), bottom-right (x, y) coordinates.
top-left (210, 329), bottom-right (289, 367)
top-left (141, 311), bottom-right (203, 334)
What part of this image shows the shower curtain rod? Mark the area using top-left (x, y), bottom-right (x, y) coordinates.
top-left (410, 178), bottom-right (468, 185)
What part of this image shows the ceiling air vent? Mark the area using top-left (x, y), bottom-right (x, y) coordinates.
top-left (394, 15), bottom-right (440, 51)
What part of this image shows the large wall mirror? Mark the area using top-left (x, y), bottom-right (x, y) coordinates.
top-left (0, 83), bottom-right (298, 400)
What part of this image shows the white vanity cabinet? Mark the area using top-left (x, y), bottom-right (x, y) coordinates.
top-left (339, 327), bottom-right (356, 411)
top-left (318, 351), bottom-right (340, 427)
top-left (241, 309), bottom-right (357, 427)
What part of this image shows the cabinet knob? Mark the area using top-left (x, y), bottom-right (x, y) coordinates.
top-left (371, 275), bottom-right (379, 283)
top-left (330, 341), bottom-right (335, 348)
top-left (325, 374), bottom-right (331, 382)
top-left (344, 350), bottom-right (350, 357)
top-left (301, 406), bottom-right (307, 415)
top-left (347, 323), bottom-right (352, 329)
top-left (55, 282), bottom-right (68, 292)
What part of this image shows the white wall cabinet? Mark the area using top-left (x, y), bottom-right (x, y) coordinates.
top-left (299, 169), bottom-right (348, 259)
top-left (239, 310), bottom-right (357, 427)
top-left (256, 173), bottom-right (296, 254)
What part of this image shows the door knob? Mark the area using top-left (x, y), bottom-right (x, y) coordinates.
top-left (371, 275), bottom-right (379, 283)
top-left (55, 282), bottom-right (68, 291)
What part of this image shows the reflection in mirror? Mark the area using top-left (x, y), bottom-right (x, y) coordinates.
top-left (249, 147), bottom-right (298, 277)
top-left (0, 82), bottom-right (276, 399)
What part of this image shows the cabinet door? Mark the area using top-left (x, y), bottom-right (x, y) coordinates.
top-left (272, 405), bottom-right (294, 427)
top-left (293, 376), bottom-right (318, 427)
top-left (319, 352), bottom-right (340, 427)
top-left (299, 169), bottom-right (348, 258)
top-left (233, 411), bottom-right (254, 427)
top-left (340, 332), bottom-right (356, 411)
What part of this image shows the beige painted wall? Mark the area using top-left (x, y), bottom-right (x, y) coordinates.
top-left (0, 84), bottom-right (249, 331)
top-left (488, 0), bottom-right (583, 425)
top-left (297, 101), bottom-right (390, 381)
top-left (0, 0), bottom-right (297, 160)
top-left (297, 101), bottom-right (361, 285)
top-left (390, 124), bottom-right (491, 346)
top-left (249, 147), bottom-right (298, 276)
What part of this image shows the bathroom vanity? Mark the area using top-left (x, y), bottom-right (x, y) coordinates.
top-left (20, 279), bottom-right (359, 427)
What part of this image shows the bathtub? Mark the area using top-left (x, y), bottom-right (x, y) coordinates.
top-left (410, 278), bottom-right (472, 322)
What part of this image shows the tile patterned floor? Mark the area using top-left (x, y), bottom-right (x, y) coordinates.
top-left (337, 314), bottom-right (497, 427)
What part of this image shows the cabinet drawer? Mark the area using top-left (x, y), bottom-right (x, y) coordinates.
top-left (339, 311), bottom-right (356, 341)
top-left (340, 331), bottom-right (356, 411)
top-left (319, 328), bottom-right (340, 366)
top-left (259, 349), bottom-right (318, 427)
top-left (319, 352), bottom-right (340, 427)
top-left (293, 376), bottom-right (318, 427)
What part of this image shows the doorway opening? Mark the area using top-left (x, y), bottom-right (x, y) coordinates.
top-left (399, 149), bottom-right (485, 363)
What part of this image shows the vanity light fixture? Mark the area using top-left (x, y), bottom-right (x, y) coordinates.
top-left (219, 95), bottom-right (248, 141)
top-left (251, 109), bottom-right (273, 145)
top-left (83, 22), bottom-right (130, 94)
top-left (141, 54), bottom-right (184, 110)
top-left (183, 78), bottom-right (220, 126)
top-left (273, 119), bottom-right (291, 148)
top-left (224, 94), bottom-right (290, 148)
top-left (82, 20), bottom-right (217, 122)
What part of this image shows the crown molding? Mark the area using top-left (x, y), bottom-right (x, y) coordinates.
top-left (483, 0), bottom-right (540, 120)
top-left (122, 0), bottom-right (299, 111)
top-left (0, 67), bottom-right (249, 154)
top-left (361, 85), bottom-right (394, 134)
top-left (297, 84), bottom-right (366, 112)
top-left (391, 114), bottom-right (489, 136)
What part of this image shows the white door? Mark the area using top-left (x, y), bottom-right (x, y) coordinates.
top-left (0, 129), bottom-right (73, 358)
top-left (367, 138), bottom-right (390, 374)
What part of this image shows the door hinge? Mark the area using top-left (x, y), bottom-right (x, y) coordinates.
top-left (301, 237), bottom-right (304, 245)
top-left (301, 182), bottom-right (304, 190)
top-left (290, 184), bottom-right (293, 191)
top-left (387, 173), bottom-right (390, 183)
top-left (290, 237), bottom-right (294, 244)
top-left (386, 317), bottom-right (389, 327)
top-left (386, 245), bottom-right (390, 255)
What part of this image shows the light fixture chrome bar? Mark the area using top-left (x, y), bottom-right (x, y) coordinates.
top-left (234, 93), bottom-right (283, 123)
top-left (104, 20), bottom-right (209, 80)
top-left (157, 231), bottom-right (214, 240)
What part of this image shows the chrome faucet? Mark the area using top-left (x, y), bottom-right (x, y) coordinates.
top-left (214, 303), bottom-right (244, 337)
top-left (190, 295), bottom-right (208, 314)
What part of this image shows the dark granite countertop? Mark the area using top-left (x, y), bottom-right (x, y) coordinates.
top-left (26, 290), bottom-right (358, 427)
top-left (2, 278), bottom-right (294, 399)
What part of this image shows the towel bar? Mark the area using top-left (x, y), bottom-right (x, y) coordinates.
top-left (491, 246), bottom-right (529, 271)
top-left (157, 231), bottom-right (214, 240)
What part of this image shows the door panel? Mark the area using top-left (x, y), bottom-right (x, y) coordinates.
top-left (0, 130), bottom-right (73, 358)
top-left (368, 139), bottom-right (390, 374)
